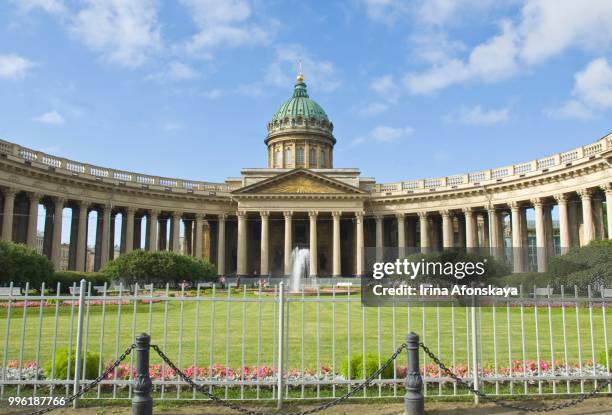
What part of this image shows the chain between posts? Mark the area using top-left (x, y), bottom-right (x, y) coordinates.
top-left (151, 342), bottom-right (408, 415)
top-left (19, 344), bottom-right (136, 415)
top-left (419, 341), bottom-right (612, 413)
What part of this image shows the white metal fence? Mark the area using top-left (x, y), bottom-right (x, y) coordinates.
top-left (0, 280), bottom-right (611, 402)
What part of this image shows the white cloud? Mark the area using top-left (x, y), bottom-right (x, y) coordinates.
top-left (180, 0), bottom-right (277, 55)
top-left (546, 57), bottom-right (612, 120)
top-left (71, 0), bottom-right (161, 67)
top-left (266, 45), bottom-right (341, 93)
top-left (357, 102), bottom-right (389, 116)
top-left (451, 105), bottom-right (510, 125)
top-left (405, 0), bottom-right (612, 94)
top-left (149, 61), bottom-right (199, 82)
top-left (12, 0), bottom-right (66, 14)
top-left (370, 74), bottom-right (400, 103)
top-left (362, 0), bottom-right (409, 25)
top-left (0, 54), bottom-right (33, 80)
top-left (356, 125), bottom-right (414, 145)
top-left (405, 21), bottom-right (518, 94)
top-left (161, 121), bottom-right (182, 133)
top-left (33, 110), bottom-right (65, 125)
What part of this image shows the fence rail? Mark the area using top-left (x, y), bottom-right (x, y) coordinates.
top-left (0, 280), bottom-right (610, 402)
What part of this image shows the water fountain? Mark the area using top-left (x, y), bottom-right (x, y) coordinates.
top-left (289, 247), bottom-right (310, 292)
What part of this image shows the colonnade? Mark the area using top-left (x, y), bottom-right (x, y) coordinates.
top-left (1, 184), bottom-right (610, 275)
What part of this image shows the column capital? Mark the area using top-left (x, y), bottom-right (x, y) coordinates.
top-left (577, 188), bottom-right (593, 199)
top-left (355, 211), bottom-right (364, 219)
top-left (29, 191), bottom-right (43, 202)
top-left (2, 187), bottom-right (17, 198)
top-left (374, 214), bottom-right (384, 221)
top-left (461, 207), bottom-right (473, 214)
top-left (218, 213), bottom-right (227, 221)
top-left (172, 211), bottom-right (183, 220)
top-left (283, 211), bottom-right (293, 219)
top-left (601, 183), bottom-right (612, 195)
top-left (395, 212), bottom-right (406, 220)
top-left (417, 211), bottom-right (428, 219)
top-left (308, 210), bottom-right (318, 218)
top-left (78, 200), bottom-right (91, 209)
top-left (125, 206), bottom-right (137, 214)
top-left (54, 196), bottom-right (66, 207)
top-left (530, 197), bottom-right (544, 208)
top-left (509, 201), bottom-right (522, 211)
top-left (195, 213), bottom-right (205, 222)
top-left (237, 210), bottom-right (247, 218)
top-left (486, 203), bottom-right (497, 213)
top-left (440, 210), bottom-right (451, 218)
top-left (149, 209), bottom-right (161, 216)
top-left (554, 193), bottom-right (568, 203)
top-left (259, 210), bottom-right (270, 218)
top-left (332, 211), bottom-right (342, 218)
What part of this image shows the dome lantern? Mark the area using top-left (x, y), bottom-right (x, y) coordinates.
top-left (265, 72), bottom-right (335, 169)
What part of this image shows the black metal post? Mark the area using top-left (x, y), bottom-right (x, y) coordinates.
top-left (132, 333), bottom-right (153, 415)
top-left (404, 332), bottom-right (424, 415)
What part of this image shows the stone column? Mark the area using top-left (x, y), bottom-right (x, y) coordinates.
top-left (260, 211), bottom-right (270, 277)
top-left (510, 202), bottom-right (524, 273)
top-left (555, 194), bottom-right (570, 251)
top-left (418, 212), bottom-right (429, 253)
top-left (283, 211), bottom-right (293, 276)
top-left (463, 208), bottom-right (477, 250)
top-left (487, 205), bottom-right (500, 259)
top-left (26, 192), bottom-right (41, 248)
top-left (202, 220), bottom-right (210, 261)
top-left (593, 196), bottom-right (605, 239)
top-left (158, 218), bottom-right (167, 251)
top-left (396, 213), bottom-right (406, 255)
top-left (76, 201), bottom-right (89, 272)
top-left (125, 207), bottom-right (135, 254)
top-left (194, 214), bottom-right (204, 259)
top-left (355, 212), bottom-right (364, 277)
top-left (308, 211), bottom-right (317, 278)
top-left (1, 188), bottom-right (16, 242)
top-left (217, 214), bottom-right (226, 276)
top-left (237, 211), bottom-right (248, 277)
top-left (375, 215), bottom-right (383, 261)
top-left (148, 210), bottom-right (159, 252)
top-left (332, 211), bottom-right (341, 277)
top-left (532, 198), bottom-right (547, 272)
top-left (441, 210), bottom-right (453, 249)
top-left (171, 212), bottom-right (181, 252)
top-left (579, 188), bottom-right (594, 245)
top-left (100, 204), bottom-right (111, 267)
top-left (603, 185), bottom-right (612, 239)
top-left (51, 197), bottom-right (65, 268)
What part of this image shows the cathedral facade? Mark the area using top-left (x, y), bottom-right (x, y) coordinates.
top-left (0, 74), bottom-right (611, 277)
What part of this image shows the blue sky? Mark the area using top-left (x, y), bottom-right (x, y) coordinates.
top-left (1, 0), bottom-right (612, 186)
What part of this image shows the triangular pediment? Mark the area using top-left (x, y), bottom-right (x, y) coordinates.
top-left (233, 169), bottom-right (365, 195)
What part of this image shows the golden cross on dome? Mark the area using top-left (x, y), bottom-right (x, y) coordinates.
top-left (296, 59), bottom-right (304, 82)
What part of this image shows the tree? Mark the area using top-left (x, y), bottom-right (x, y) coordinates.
top-left (0, 241), bottom-right (54, 287)
top-left (100, 250), bottom-right (216, 285)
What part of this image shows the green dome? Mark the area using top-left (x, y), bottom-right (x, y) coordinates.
top-left (271, 80), bottom-right (329, 122)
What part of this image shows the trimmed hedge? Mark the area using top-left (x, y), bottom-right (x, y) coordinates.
top-left (45, 348), bottom-right (101, 380)
top-left (100, 249), bottom-right (216, 285)
top-left (340, 354), bottom-right (394, 380)
top-left (0, 241), bottom-right (54, 287)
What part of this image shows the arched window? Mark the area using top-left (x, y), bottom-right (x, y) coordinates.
top-left (296, 147), bottom-right (304, 165)
top-left (319, 150), bottom-right (326, 168)
top-left (309, 148), bottom-right (316, 167)
top-left (284, 147), bottom-right (293, 165)
top-left (274, 150), bottom-right (281, 168)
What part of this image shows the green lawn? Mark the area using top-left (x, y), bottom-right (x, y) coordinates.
top-left (0, 289), bottom-right (610, 375)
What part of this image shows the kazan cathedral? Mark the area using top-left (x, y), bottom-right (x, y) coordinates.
top-left (0, 72), bottom-right (610, 278)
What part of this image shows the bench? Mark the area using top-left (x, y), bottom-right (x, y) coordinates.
top-left (335, 282), bottom-right (352, 288)
top-left (0, 287), bottom-right (21, 296)
top-left (198, 282), bottom-right (213, 289)
top-left (534, 287), bottom-right (553, 296)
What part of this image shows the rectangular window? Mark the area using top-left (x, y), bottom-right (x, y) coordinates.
top-left (296, 148), bottom-right (304, 165)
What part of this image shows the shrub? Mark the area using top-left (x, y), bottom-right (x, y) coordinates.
top-left (100, 250), bottom-right (216, 285)
top-left (340, 354), bottom-right (394, 380)
top-left (491, 272), bottom-right (554, 290)
top-left (546, 243), bottom-right (612, 293)
top-left (0, 241), bottom-right (54, 288)
top-left (47, 271), bottom-right (111, 293)
top-left (45, 348), bottom-right (101, 380)
top-left (598, 346), bottom-right (612, 367)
